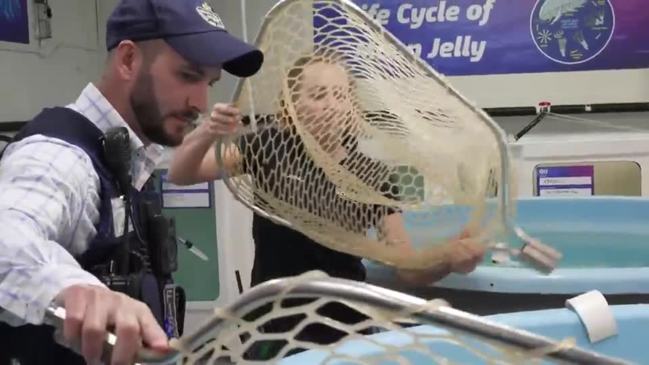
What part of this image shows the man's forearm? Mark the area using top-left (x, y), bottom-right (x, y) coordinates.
top-left (0, 215), bottom-right (105, 325)
top-left (0, 139), bottom-right (106, 325)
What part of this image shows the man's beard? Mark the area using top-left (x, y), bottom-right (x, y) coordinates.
top-left (130, 69), bottom-right (195, 147)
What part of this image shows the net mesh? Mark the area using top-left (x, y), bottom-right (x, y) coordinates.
top-left (218, 0), bottom-right (512, 270)
top-left (173, 272), bottom-right (580, 365)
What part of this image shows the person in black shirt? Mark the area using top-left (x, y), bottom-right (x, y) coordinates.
top-left (169, 54), bottom-right (485, 357)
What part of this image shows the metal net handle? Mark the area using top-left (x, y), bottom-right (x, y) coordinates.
top-left (45, 275), bottom-right (629, 364)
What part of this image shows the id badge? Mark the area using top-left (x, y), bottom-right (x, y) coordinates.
top-left (163, 284), bottom-right (180, 338)
top-left (111, 196), bottom-right (127, 236)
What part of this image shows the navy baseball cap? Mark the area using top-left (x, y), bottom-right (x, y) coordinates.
top-left (106, 0), bottom-right (263, 77)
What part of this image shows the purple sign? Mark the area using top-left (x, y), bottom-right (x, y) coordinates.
top-left (351, 0), bottom-right (649, 76)
top-left (536, 165), bottom-right (594, 196)
top-left (0, 0), bottom-right (29, 44)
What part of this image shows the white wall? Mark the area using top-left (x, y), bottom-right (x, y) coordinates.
top-left (454, 69), bottom-right (649, 108)
top-left (0, 0), bottom-right (257, 123)
top-left (205, 0), bottom-right (280, 104)
top-left (513, 132), bottom-right (649, 197)
top-left (0, 0), bottom-right (120, 123)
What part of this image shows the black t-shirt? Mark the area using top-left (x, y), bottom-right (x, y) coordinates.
top-left (238, 117), bottom-right (398, 286)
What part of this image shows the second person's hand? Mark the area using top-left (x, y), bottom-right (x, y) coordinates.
top-left (202, 103), bottom-right (242, 137)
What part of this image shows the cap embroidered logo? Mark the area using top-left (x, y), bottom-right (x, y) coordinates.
top-left (196, 2), bottom-right (225, 29)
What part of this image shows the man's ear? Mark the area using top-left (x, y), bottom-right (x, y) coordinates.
top-left (112, 40), bottom-right (142, 81)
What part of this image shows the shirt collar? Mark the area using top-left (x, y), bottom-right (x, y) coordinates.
top-left (67, 83), bottom-right (165, 190)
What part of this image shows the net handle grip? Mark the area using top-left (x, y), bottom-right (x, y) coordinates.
top-left (45, 305), bottom-right (181, 364)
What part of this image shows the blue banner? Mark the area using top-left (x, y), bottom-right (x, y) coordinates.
top-left (0, 0), bottom-right (29, 44)
top-left (352, 0), bottom-right (649, 76)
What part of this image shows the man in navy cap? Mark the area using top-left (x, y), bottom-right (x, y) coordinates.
top-left (0, 0), bottom-right (262, 364)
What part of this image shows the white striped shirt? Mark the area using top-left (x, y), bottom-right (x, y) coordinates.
top-left (0, 83), bottom-right (164, 325)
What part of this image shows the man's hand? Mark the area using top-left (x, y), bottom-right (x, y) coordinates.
top-left (201, 103), bottom-right (241, 138)
top-left (56, 284), bottom-right (169, 365)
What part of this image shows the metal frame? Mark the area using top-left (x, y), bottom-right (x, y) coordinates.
top-left (47, 276), bottom-right (631, 364)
